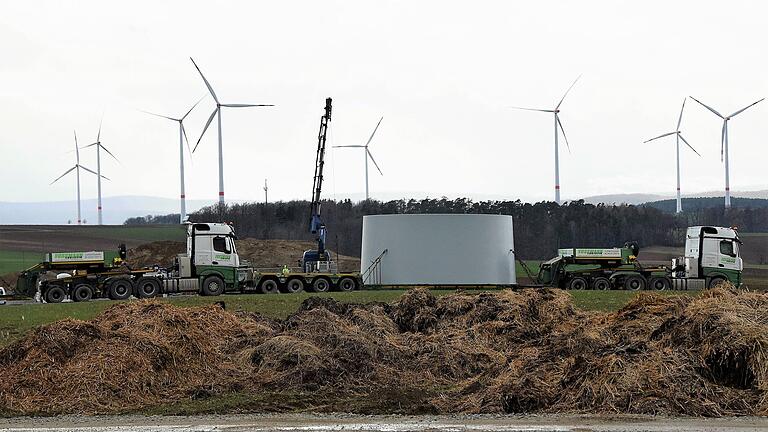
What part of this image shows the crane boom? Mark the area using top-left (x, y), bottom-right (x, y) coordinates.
top-left (302, 98), bottom-right (333, 272)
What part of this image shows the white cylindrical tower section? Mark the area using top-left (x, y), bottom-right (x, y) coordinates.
top-left (361, 214), bottom-right (516, 286)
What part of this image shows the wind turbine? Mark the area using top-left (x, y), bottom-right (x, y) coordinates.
top-left (689, 96), bottom-right (764, 208)
top-left (333, 117), bottom-right (384, 200)
top-left (81, 120), bottom-right (119, 225)
top-left (141, 96), bottom-right (204, 223)
top-left (510, 75), bottom-right (580, 204)
top-left (643, 98), bottom-right (701, 214)
top-left (51, 131), bottom-right (107, 225)
top-left (190, 57), bottom-right (274, 205)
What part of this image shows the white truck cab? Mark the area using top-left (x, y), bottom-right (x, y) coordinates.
top-left (676, 226), bottom-right (742, 288)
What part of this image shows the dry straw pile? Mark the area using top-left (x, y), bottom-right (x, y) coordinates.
top-left (2, 286), bottom-right (768, 416)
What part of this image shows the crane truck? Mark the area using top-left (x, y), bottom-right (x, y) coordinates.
top-left (15, 222), bottom-right (361, 303)
top-left (534, 225), bottom-right (743, 290)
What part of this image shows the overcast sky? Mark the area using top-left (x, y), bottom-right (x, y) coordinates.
top-left (1, 0), bottom-right (767, 207)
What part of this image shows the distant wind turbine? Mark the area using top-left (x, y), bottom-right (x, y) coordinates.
top-left (141, 96), bottom-right (204, 223)
top-left (190, 57), bottom-right (274, 205)
top-left (81, 119), bottom-right (119, 225)
top-left (643, 98), bottom-right (700, 214)
top-left (51, 131), bottom-right (108, 225)
top-left (333, 117), bottom-right (384, 200)
top-left (510, 75), bottom-right (580, 205)
top-left (689, 96), bottom-right (764, 208)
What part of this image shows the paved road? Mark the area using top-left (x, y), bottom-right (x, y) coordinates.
top-left (2, 414), bottom-right (768, 432)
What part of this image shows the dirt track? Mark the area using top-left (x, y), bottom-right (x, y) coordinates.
top-left (2, 414), bottom-right (768, 432)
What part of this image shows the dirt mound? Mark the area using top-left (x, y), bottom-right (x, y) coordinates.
top-left (3, 287), bottom-right (768, 416)
top-left (127, 239), bottom-right (360, 272)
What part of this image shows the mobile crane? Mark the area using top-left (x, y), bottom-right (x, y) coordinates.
top-left (301, 97), bottom-right (334, 273)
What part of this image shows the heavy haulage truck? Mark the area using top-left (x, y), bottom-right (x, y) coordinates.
top-left (16, 222), bottom-right (361, 303)
top-left (534, 226), bottom-right (743, 290)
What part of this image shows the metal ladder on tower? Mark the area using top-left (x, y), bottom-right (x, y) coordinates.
top-left (362, 249), bottom-right (388, 287)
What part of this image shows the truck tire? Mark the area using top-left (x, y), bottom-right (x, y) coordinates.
top-left (567, 277), bottom-right (588, 290)
top-left (45, 285), bottom-right (66, 303)
top-left (624, 275), bottom-right (646, 291)
top-left (708, 277), bottom-right (727, 289)
top-left (337, 277), bottom-right (356, 292)
top-left (281, 278), bottom-right (304, 294)
top-left (202, 276), bottom-right (225, 296)
top-left (108, 279), bottom-right (133, 300)
top-left (136, 276), bottom-right (161, 298)
top-left (257, 278), bottom-right (279, 294)
top-left (309, 277), bottom-right (331, 293)
top-left (649, 277), bottom-right (671, 291)
top-left (592, 277), bottom-right (611, 291)
top-left (72, 284), bottom-right (94, 302)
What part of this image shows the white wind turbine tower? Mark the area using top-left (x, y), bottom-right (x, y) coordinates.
top-left (51, 131), bottom-right (107, 225)
top-left (643, 98), bottom-right (701, 214)
top-left (190, 57), bottom-right (274, 205)
top-left (690, 96), bottom-right (764, 208)
top-left (333, 117), bottom-right (384, 200)
top-left (510, 76), bottom-right (580, 204)
top-left (141, 97), bottom-right (204, 223)
top-left (81, 120), bottom-right (119, 225)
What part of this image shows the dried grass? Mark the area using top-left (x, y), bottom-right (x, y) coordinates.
top-left (2, 285), bottom-right (768, 416)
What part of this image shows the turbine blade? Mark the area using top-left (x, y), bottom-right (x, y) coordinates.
top-left (678, 133), bottom-right (701, 157)
top-left (50, 166), bottom-right (76, 185)
top-left (181, 95), bottom-right (206, 121)
top-left (643, 131), bottom-right (677, 143)
top-left (689, 96), bottom-right (724, 118)
top-left (181, 123), bottom-right (194, 159)
top-left (100, 144), bottom-right (121, 164)
top-left (140, 109), bottom-right (177, 121)
top-left (96, 116), bottom-right (103, 142)
top-left (189, 57), bottom-right (219, 104)
top-left (194, 108), bottom-right (218, 153)
top-left (729, 98), bottom-right (765, 118)
top-left (365, 117), bottom-right (384, 147)
top-left (676, 98), bottom-right (686, 131)
top-left (367, 149), bottom-right (383, 175)
top-left (721, 121), bottom-right (726, 162)
top-left (80, 142), bottom-right (99, 148)
top-left (508, 106), bottom-right (556, 113)
top-left (555, 74), bottom-right (582, 110)
top-left (220, 103), bottom-right (275, 108)
top-left (556, 115), bottom-right (571, 153)
top-left (74, 131), bottom-right (80, 163)
top-left (332, 145), bottom-right (365, 148)
top-left (79, 165), bottom-right (108, 180)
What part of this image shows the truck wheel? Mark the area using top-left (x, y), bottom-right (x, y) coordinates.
top-left (136, 276), bottom-right (161, 298)
top-left (281, 278), bottom-right (304, 294)
top-left (592, 277), bottom-right (611, 291)
top-left (202, 276), bottom-right (225, 296)
top-left (624, 275), bottom-right (646, 291)
top-left (567, 277), bottom-right (588, 290)
top-left (337, 277), bottom-right (356, 292)
top-left (72, 284), bottom-right (94, 302)
top-left (649, 277), bottom-right (671, 291)
top-left (708, 277), bottom-right (727, 289)
top-left (108, 279), bottom-right (133, 300)
top-left (257, 278), bottom-right (279, 294)
top-left (310, 277), bottom-right (331, 293)
top-left (45, 285), bottom-right (66, 303)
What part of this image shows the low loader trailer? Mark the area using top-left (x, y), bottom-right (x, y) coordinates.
top-left (16, 222), bottom-right (361, 303)
top-left (534, 226), bottom-right (743, 291)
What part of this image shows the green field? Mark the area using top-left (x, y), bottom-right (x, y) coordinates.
top-left (0, 289), bottom-right (698, 349)
top-left (0, 251), bottom-right (44, 276)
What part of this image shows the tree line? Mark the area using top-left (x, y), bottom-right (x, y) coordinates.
top-left (125, 198), bottom-right (768, 260)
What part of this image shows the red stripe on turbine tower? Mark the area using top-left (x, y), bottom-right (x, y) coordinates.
top-left (219, 192), bottom-right (225, 196)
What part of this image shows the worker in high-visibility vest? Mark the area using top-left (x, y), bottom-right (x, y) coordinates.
top-left (281, 265), bottom-right (290, 277)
